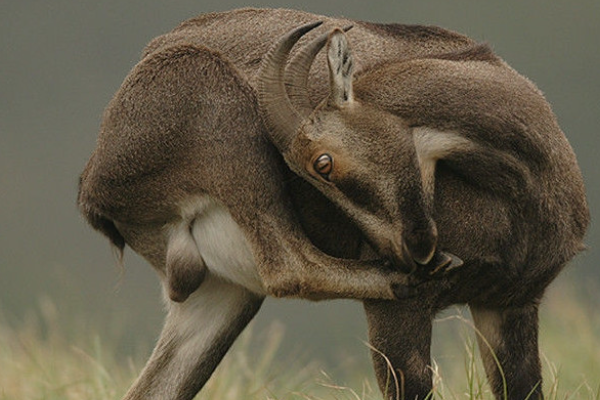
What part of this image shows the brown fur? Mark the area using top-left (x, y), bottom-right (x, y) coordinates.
top-left (78, 8), bottom-right (588, 400)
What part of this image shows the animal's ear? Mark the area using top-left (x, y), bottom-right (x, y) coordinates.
top-left (412, 128), bottom-right (473, 209)
top-left (327, 29), bottom-right (354, 107)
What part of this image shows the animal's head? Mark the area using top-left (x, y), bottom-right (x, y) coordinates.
top-left (258, 22), bottom-right (442, 272)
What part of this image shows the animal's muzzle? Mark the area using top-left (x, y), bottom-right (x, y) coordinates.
top-left (388, 222), bottom-right (463, 276)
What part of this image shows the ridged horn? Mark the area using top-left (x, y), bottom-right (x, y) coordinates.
top-left (285, 25), bottom-right (353, 115)
top-left (257, 21), bottom-right (323, 153)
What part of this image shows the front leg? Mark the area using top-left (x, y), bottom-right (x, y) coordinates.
top-left (245, 208), bottom-right (413, 301)
top-left (470, 303), bottom-right (544, 400)
top-left (241, 193), bottom-right (462, 301)
top-left (364, 298), bottom-right (435, 400)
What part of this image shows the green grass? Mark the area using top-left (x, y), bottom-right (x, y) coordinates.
top-left (1, 282), bottom-right (598, 400)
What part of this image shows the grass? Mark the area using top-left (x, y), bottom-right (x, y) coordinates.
top-left (0, 282), bottom-right (598, 400)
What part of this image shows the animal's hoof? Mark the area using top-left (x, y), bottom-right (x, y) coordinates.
top-left (423, 251), bottom-right (463, 278)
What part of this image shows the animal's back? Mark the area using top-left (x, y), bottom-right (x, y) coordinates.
top-left (143, 8), bottom-right (477, 96)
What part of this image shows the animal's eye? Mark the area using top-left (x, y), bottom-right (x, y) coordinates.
top-left (314, 153), bottom-right (333, 180)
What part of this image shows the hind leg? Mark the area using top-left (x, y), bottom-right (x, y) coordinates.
top-left (364, 299), bottom-right (435, 400)
top-left (470, 303), bottom-right (543, 400)
top-left (122, 274), bottom-right (264, 400)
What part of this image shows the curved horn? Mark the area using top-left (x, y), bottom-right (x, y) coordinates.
top-left (257, 21), bottom-right (323, 153)
top-left (285, 25), bottom-right (353, 115)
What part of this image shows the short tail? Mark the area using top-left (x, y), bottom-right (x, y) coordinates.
top-left (78, 201), bottom-right (125, 261)
top-left (78, 172), bottom-right (126, 255)
top-left (86, 210), bottom-right (125, 254)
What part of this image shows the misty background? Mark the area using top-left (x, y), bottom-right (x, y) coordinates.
top-left (1, 0), bottom-right (598, 375)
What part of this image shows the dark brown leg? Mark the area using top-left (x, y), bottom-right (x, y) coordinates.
top-left (364, 299), bottom-right (434, 400)
top-left (470, 303), bottom-right (543, 400)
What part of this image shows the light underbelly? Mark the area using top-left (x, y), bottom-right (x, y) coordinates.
top-left (188, 197), bottom-right (266, 295)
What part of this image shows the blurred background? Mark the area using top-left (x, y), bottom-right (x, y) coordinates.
top-left (1, 0), bottom-right (598, 387)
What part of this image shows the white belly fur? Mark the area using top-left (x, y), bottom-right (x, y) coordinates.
top-left (184, 196), bottom-right (266, 295)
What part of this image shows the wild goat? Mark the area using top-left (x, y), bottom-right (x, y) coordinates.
top-left (78, 8), bottom-right (589, 400)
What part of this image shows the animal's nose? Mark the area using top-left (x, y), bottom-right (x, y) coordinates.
top-left (388, 221), bottom-right (464, 276)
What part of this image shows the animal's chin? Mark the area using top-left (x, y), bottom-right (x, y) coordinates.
top-left (384, 243), bottom-right (417, 274)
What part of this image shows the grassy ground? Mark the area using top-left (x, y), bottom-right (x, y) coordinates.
top-left (1, 282), bottom-right (598, 400)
